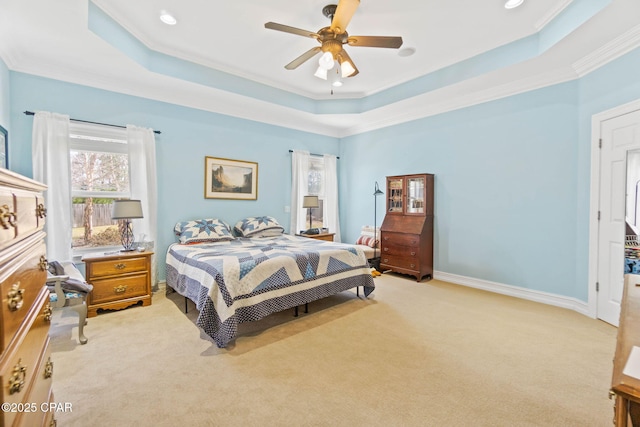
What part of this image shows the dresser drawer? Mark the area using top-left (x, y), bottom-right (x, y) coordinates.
top-left (14, 189), bottom-right (43, 242)
top-left (90, 273), bottom-right (149, 304)
top-left (380, 255), bottom-right (420, 272)
top-left (88, 256), bottom-right (148, 278)
top-left (0, 187), bottom-right (16, 248)
top-left (0, 289), bottom-right (51, 427)
top-left (0, 239), bottom-right (47, 353)
top-left (381, 232), bottom-right (419, 247)
top-left (14, 338), bottom-right (53, 427)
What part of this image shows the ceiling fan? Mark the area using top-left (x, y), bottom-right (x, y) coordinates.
top-left (264, 0), bottom-right (403, 80)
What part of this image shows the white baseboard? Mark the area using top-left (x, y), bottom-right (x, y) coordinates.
top-left (434, 271), bottom-right (591, 318)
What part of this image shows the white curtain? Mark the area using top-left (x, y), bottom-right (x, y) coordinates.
top-left (290, 150), bottom-right (310, 234)
top-left (32, 111), bottom-right (72, 261)
top-left (127, 125), bottom-right (158, 287)
top-left (323, 154), bottom-right (341, 242)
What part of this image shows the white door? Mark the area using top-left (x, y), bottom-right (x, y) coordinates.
top-left (597, 110), bottom-right (640, 325)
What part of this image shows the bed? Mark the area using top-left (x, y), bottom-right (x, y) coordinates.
top-left (165, 217), bottom-right (374, 347)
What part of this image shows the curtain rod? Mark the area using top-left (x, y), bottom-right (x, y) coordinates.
top-left (288, 149), bottom-right (339, 159)
top-left (23, 111), bottom-right (161, 135)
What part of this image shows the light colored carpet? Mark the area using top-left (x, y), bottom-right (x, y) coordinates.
top-left (49, 273), bottom-right (617, 426)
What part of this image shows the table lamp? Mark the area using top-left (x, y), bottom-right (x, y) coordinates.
top-left (302, 195), bottom-right (319, 230)
top-left (111, 199), bottom-right (143, 251)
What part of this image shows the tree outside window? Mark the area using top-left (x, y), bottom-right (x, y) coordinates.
top-left (69, 127), bottom-right (131, 250)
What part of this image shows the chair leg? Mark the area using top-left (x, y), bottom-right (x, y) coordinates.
top-left (70, 303), bottom-right (88, 345)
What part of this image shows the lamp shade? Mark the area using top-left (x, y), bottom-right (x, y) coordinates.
top-left (302, 195), bottom-right (319, 209)
top-left (374, 181), bottom-right (384, 196)
top-left (111, 200), bottom-right (143, 219)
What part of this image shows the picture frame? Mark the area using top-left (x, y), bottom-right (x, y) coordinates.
top-left (0, 125), bottom-right (7, 169)
top-left (204, 156), bottom-right (258, 200)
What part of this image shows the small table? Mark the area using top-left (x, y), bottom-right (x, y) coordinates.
top-left (296, 232), bottom-right (335, 242)
top-left (82, 250), bottom-right (153, 317)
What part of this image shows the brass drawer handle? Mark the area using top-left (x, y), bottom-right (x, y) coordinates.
top-left (36, 203), bottom-right (47, 219)
top-left (44, 357), bottom-right (54, 379)
top-left (384, 248), bottom-right (388, 252)
top-left (39, 255), bottom-right (48, 271)
top-left (9, 359), bottom-right (27, 395)
top-left (114, 263), bottom-right (126, 270)
top-left (410, 251), bottom-right (416, 256)
top-left (410, 264), bottom-right (415, 268)
top-left (114, 285), bottom-right (127, 294)
top-left (0, 204), bottom-right (16, 230)
top-left (8, 282), bottom-right (24, 311)
top-left (383, 258), bottom-right (389, 263)
top-left (44, 303), bottom-right (53, 322)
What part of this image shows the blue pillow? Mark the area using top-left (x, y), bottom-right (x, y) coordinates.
top-left (234, 216), bottom-right (284, 238)
top-left (174, 218), bottom-right (234, 244)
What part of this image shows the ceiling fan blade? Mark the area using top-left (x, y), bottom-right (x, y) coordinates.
top-left (330, 0), bottom-right (360, 33)
top-left (347, 36), bottom-right (403, 49)
top-left (265, 22), bottom-right (318, 39)
top-left (285, 47), bottom-right (322, 70)
top-left (337, 49), bottom-right (359, 77)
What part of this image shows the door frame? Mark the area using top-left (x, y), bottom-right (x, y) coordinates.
top-left (589, 98), bottom-right (640, 319)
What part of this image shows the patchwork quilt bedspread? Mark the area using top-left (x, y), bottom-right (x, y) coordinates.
top-left (166, 235), bottom-right (374, 347)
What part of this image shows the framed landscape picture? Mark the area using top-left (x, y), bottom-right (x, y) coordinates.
top-left (204, 156), bottom-right (258, 200)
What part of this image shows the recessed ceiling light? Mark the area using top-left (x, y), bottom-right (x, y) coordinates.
top-left (504, 0), bottom-right (524, 9)
top-left (398, 47), bottom-right (416, 57)
top-left (159, 10), bottom-right (177, 25)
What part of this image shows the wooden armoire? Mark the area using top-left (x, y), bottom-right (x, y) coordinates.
top-left (379, 173), bottom-right (434, 282)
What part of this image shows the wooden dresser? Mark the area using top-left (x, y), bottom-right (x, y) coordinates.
top-left (82, 251), bottom-right (152, 317)
top-left (611, 274), bottom-right (640, 426)
top-left (0, 169), bottom-right (55, 427)
top-left (380, 174), bottom-right (434, 282)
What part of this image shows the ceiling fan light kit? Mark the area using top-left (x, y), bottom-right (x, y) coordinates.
top-left (264, 0), bottom-right (403, 83)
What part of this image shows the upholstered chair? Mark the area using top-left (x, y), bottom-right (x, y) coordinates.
top-left (46, 261), bottom-right (91, 344)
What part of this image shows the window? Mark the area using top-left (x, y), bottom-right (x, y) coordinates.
top-left (307, 156), bottom-right (325, 228)
top-left (69, 123), bottom-right (131, 251)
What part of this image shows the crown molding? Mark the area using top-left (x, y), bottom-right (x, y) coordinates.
top-left (337, 66), bottom-right (579, 138)
top-left (572, 24), bottom-right (640, 76)
top-left (535, 0), bottom-right (574, 31)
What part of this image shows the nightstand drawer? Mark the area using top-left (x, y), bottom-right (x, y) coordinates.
top-left (90, 274), bottom-right (148, 304)
top-left (89, 256), bottom-right (147, 277)
top-left (381, 232), bottom-right (419, 247)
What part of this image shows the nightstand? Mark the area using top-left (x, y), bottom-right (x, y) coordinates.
top-left (296, 232), bottom-right (335, 242)
top-left (82, 251), bottom-right (153, 317)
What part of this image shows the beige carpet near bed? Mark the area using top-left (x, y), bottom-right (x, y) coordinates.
top-left (49, 273), bottom-right (617, 427)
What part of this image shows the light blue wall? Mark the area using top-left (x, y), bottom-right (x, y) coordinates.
top-left (340, 83), bottom-right (580, 296)
top-left (9, 73), bottom-right (339, 280)
top-left (340, 46), bottom-right (640, 302)
top-left (7, 46), bottom-right (640, 300)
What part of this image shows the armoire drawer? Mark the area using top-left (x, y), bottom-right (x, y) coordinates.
top-left (380, 255), bottom-right (420, 272)
top-left (381, 244), bottom-right (419, 258)
top-left (381, 232), bottom-right (420, 247)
